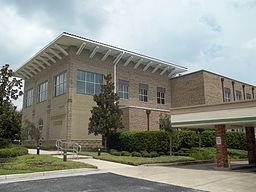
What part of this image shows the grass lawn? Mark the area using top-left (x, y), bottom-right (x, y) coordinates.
top-left (190, 147), bottom-right (247, 160)
top-left (80, 151), bottom-right (195, 166)
top-left (0, 154), bottom-right (96, 175)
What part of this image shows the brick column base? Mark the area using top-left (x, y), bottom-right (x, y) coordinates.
top-left (245, 127), bottom-right (256, 165)
top-left (215, 124), bottom-right (229, 168)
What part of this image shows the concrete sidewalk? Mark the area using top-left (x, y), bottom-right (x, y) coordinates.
top-left (8, 149), bottom-right (256, 192)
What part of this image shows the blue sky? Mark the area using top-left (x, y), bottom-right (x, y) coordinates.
top-left (0, 0), bottom-right (255, 108)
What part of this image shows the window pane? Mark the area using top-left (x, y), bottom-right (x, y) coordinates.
top-left (86, 82), bottom-right (94, 94)
top-left (77, 81), bottom-right (85, 93)
top-left (86, 72), bottom-right (94, 82)
top-left (95, 84), bottom-right (101, 95)
top-left (77, 70), bottom-right (85, 81)
top-left (124, 92), bottom-right (128, 99)
top-left (95, 74), bottom-right (103, 83)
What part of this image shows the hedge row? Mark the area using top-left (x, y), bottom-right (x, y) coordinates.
top-left (0, 145), bottom-right (28, 158)
top-left (109, 130), bottom-right (247, 153)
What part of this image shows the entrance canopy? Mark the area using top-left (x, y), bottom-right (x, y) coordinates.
top-left (170, 100), bottom-right (256, 129)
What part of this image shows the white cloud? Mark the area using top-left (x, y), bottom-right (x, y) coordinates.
top-left (0, 0), bottom-right (256, 109)
top-left (0, 5), bottom-right (56, 69)
top-left (243, 38), bottom-right (256, 49)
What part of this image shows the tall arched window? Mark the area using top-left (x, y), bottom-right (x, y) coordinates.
top-left (38, 119), bottom-right (44, 131)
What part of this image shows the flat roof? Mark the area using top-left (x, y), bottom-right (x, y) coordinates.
top-left (172, 70), bottom-right (256, 87)
top-left (14, 32), bottom-right (187, 79)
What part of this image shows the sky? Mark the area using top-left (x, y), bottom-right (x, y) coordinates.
top-left (0, 0), bottom-right (255, 109)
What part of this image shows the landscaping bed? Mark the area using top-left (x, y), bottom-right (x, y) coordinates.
top-left (80, 147), bottom-right (247, 166)
top-left (0, 154), bottom-right (96, 175)
top-left (80, 151), bottom-right (194, 166)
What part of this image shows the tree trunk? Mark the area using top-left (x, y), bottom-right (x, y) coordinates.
top-left (169, 133), bottom-right (172, 156)
top-left (105, 129), bottom-right (110, 151)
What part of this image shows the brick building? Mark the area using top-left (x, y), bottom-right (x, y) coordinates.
top-left (14, 33), bottom-right (256, 164)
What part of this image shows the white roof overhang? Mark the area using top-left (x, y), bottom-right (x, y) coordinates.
top-left (14, 32), bottom-right (187, 79)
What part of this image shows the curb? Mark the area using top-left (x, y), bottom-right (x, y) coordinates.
top-left (141, 160), bottom-right (215, 167)
top-left (0, 168), bottom-right (105, 184)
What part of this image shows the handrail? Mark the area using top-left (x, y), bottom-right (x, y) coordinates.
top-left (56, 139), bottom-right (81, 158)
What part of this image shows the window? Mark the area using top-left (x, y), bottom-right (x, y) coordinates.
top-left (38, 81), bottom-right (48, 102)
top-left (38, 119), bottom-right (44, 131)
top-left (224, 87), bottom-right (231, 102)
top-left (246, 93), bottom-right (252, 100)
top-left (139, 84), bottom-right (148, 102)
top-left (54, 72), bottom-right (67, 96)
top-left (236, 90), bottom-right (242, 101)
top-left (118, 80), bottom-right (129, 99)
top-left (157, 87), bottom-right (165, 104)
top-left (25, 89), bottom-right (33, 107)
top-left (76, 70), bottom-right (103, 95)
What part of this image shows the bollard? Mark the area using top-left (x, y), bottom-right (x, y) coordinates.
top-left (63, 150), bottom-right (67, 161)
top-left (98, 148), bottom-right (101, 156)
top-left (37, 145), bottom-right (40, 155)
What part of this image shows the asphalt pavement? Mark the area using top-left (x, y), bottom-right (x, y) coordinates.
top-left (0, 172), bottom-right (204, 192)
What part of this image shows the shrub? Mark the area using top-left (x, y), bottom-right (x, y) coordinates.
top-left (201, 130), bottom-right (215, 147)
top-left (141, 151), bottom-right (151, 158)
top-left (190, 148), bottom-right (216, 160)
top-left (131, 152), bottom-right (142, 157)
top-left (121, 151), bottom-right (131, 156)
top-left (0, 138), bottom-right (10, 149)
top-left (226, 132), bottom-right (246, 150)
top-left (0, 145), bottom-right (28, 158)
top-left (109, 130), bottom-right (247, 154)
top-left (158, 152), bottom-right (166, 156)
top-left (149, 151), bottom-right (159, 158)
top-left (111, 131), bottom-right (169, 153)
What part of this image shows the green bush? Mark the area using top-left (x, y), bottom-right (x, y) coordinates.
top-left (109, 130), bottom-right (247, 153)
top-left (190, 148), bottom-right (216, 160)
top-left (110, 131), bottom-right (169, 153)
top-left (158, 152), bottom-right (166, 156)
top-left (121, 151), bottom-right (130, 156)
top-left (0, 145), bottom-right (28, 158)
top-left (0, 138), bottom-right (10, 149)
top-left (226, 132), bottom-right (246, 150)
top-left (149, 151), bottom-right (159, 157)
top-left (141, 151), bottom-right (151, 157)
top-left (131, 152), bottom-right (142, 157)
top-left (201, 130), bottom-right (216, 147)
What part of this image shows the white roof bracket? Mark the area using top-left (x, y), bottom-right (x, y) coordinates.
top-left (124, 56), bottom-right (133, 66)
top-left (49, 48), bottom-right (62, 59)
top-left (33, 60), bottom-right (46, 69)
top-left (89, 46), bottom-right (99, 59)
top-left (76, 42), bottom-right (87, 55)
top-left (133, 59), bottom-right (143, 69)
top-left (152, 64), bottom-right (161, 73)
top-left (160, 66), bottom-right (169, 75)
top-left (37, 57), bottom-right (51, 66)
top-left (102, 49), bottom-right (111, 61)
top-left (21, 70), bottom-right (32, 78)
top-left (43, 52), bottom-right (56, 63)
top-left (168, 69), bottom-right (177, 78)
top-left (29, 63), bottom-right (42, 72)
top-left (55, 44), bottom-right (69, 56)
top-left (113, 52), bottom-right (124, 64)
top-left (143, 61), bottom-right (153, 71)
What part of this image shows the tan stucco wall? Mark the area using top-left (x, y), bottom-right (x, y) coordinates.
top-left (22, 55), bottom-right (69, 142)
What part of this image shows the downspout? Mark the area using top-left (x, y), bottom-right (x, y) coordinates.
top-left (113, 52), bottom-right (125, 93)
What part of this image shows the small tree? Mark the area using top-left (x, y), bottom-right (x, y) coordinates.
top-left (0, 64), bottom-right (23, 141)
top-left (88, 74), bottom-right (123, 150)
top-left (159, 114), bottom-right (175, 155)
top-left (22, 120), bottom-right (42, 145)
